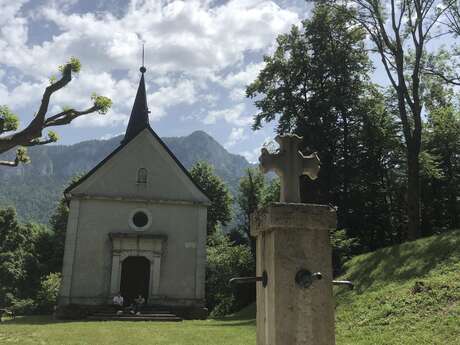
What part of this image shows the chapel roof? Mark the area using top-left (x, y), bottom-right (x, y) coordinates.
top-left (64, 67), bottom-right (210, 203)
top-left (121, 66), bottom-right (149, 144)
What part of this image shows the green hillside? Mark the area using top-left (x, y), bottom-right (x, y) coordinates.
top-left (335, 230), bottom-right (460, 345)
top-left (229, 230), bottom-right (460, 344)
top-left (2, 231), bottom-right (458, 345)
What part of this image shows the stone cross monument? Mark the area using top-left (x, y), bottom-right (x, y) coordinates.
top-left (251, 134), bottom-right (337, 345)
top-left (259, 134), bottom-right (320, 203)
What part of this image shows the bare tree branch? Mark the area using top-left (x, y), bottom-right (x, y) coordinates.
top-left (423, 67), bottom-right (460, 85)
top-left (0, 64), bottom-right (73, 153)
top-left (0, 60), bottom-right (111, 168)
top-left (44, 105), bottom-right (100, 127)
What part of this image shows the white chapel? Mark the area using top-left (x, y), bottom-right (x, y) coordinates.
top-left (57, 66), bottom-right (210, 318)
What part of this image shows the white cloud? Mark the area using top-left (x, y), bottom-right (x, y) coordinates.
top-left (148, 79), bottom-right (197, 120)
top-left (0, 1), bottom-right (299, 79)
top-left (0, 0), bottom-right (301, 132)
top-left (204, 103), bottom-right (252, 126)
top-left (225, 127), bottom-right (247, 148)
top-left (241, 147), bottom-right (262, 164)
top-left (221, 62), bottom-right (265, 89)
top-left (229, 88), bottom-right (246, 101)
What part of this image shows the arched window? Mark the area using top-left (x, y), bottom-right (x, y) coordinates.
top-left (137, 168), bottom-right (148, 184)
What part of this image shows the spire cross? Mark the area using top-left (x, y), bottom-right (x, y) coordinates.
top-left (140, 43), bottom-right (146, 74)
top-left (142, 43), bottom-right (145, 68)
top-left (259, 134), bottom-right (320, 203)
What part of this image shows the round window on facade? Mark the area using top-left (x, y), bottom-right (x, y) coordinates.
top-left (129, 209), bottom-right (151, 231)
top-left (133, 211), bottom-right (148, 227)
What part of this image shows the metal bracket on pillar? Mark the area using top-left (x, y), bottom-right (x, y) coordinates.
top-left (229, 270), bottom-right (268, 288)
top-left (332, 280), bottom-right (354, 290)
top-left (295, 269), bottom-right (322, 288)
top-left (295, 269), bottom-right (354, 290)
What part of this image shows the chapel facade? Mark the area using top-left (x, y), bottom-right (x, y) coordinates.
top-left (57, 67), bottom-right (209, 318)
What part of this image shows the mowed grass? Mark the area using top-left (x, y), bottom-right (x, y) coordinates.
top-left (335, 229), bottom-right (460, 345)
top-left (0, 314), bottom-right (255, 345)
top-left (1, 230), bottom-right (459, 345)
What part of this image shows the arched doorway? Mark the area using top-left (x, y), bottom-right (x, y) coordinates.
top-left (120, 256), bottom-right (150, 305)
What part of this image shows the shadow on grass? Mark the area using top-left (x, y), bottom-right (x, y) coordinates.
top-left (205, 319), bottom-right (256, 327)
top-left (1, 315), bottom-right (81, 325)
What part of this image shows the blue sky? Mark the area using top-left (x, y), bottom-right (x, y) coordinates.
top-left (2, 0), bottom-right (393, 163)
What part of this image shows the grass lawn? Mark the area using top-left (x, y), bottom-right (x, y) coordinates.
top-left (1, 230), bottom-right (459, 345)
top-left (0, 315), bottom-right (256, 345)
top-left (335, 229), bottom-right (460, 345)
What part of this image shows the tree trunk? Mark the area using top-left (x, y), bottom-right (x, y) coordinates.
top-left (407, 150), bottom-right (421, 241)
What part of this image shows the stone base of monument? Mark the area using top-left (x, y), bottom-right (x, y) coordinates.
top-left (251, 203), bottom-right (337, 345)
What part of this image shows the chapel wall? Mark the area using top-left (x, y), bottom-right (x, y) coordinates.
top-left (67, 198), bottom-right (206, 305)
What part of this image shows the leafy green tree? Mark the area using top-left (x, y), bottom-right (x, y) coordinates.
top-left (0, 208), bottom-right (45, 308)
top-left (262, 178), bottom-right (280, 206)
top-left (247, 3), bottom-right (406, 250)
top-left (36, 174), bottom-right (82, 275)
top-left (35, 199), bottom-right (69, 275)
top-left (349, 87), bottom-right (406, 248)
top-left (335, 0), bottom-right (458, 240)
top-left (0, 57), bottom-right (112, 167)
top-left (190, 161), bottom-right (232, 235)
top-left (236, 169), bottom-right (282, 255)
top-left (248, 3), bottom-right (370, 201)
top-left (206, 230), bottom-right (255, 316)
top-left (36, 272), bottom-right (61, 313)
top-left (237, 168), bottom-right (266, 256)
top-left (421, 82), bottom-right (460, 233)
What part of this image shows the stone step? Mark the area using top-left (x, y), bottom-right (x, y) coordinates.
top-left (95, 309), bottom-right (171, 313)
top-left (92, 313), bottom-right (178, 318)
top-left (86, 315), bottom-right (183, 322)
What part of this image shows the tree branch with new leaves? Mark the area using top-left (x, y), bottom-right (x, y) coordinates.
top-left (0, 57), bottom-right (112, 167)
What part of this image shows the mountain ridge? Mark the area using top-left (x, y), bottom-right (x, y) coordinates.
top-left (0, 130), bottom-right (252, 224)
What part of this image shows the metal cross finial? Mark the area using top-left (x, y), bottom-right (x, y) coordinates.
top-left (140, 43), bottom-right (147, 74)
top-left (259, 134), bottom-right (320, 203)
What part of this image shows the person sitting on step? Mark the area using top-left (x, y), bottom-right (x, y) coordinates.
top-left (134, 294), bottom-right (145, 315)
top-left (112, 292), bottom-right (124, 313)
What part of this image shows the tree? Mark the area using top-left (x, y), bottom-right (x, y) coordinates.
top-left (206, 230), bottom-right (254, 316)
top-left (35, 174), bottom-right (82, 275)
top-left (421, 80), bottom-right (460, 233)
top-left (236, 168), bottom-right (281, 256)
top-left (333, 0), bottom-right (457, 240)
top-left (0, 57), bottom-right (112, 167)
top-left (263, 177), bottom-right (281, 206)
top-left (35, 199), bottom-right (69, 275)
top-left (248, 3), bottom-right (371, 205)
top-left (247, 4), bottom-right (393, 244)
top-left (0, 208), bottom-right (45, 308)
top-left (237, 168), bottom-right (266, 256)
top-left (189, 161), bottom-right (232, 235)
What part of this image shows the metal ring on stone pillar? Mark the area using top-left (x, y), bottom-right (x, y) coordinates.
top-left (295, 269), bottom-right (322, 289)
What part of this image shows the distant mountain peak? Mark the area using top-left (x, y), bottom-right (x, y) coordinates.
top-left (0, 130), bottom-right (252, 224)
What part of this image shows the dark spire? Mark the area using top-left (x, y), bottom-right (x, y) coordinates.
top-left (122, 65), bottom-right (150, 144)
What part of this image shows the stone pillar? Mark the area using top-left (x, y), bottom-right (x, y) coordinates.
top-left (151, 255), bottom-right (161, 297)
top-left (110, 253), bottom-right (121, 296)
top-left (251, 203), bottom-right (336, 345)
